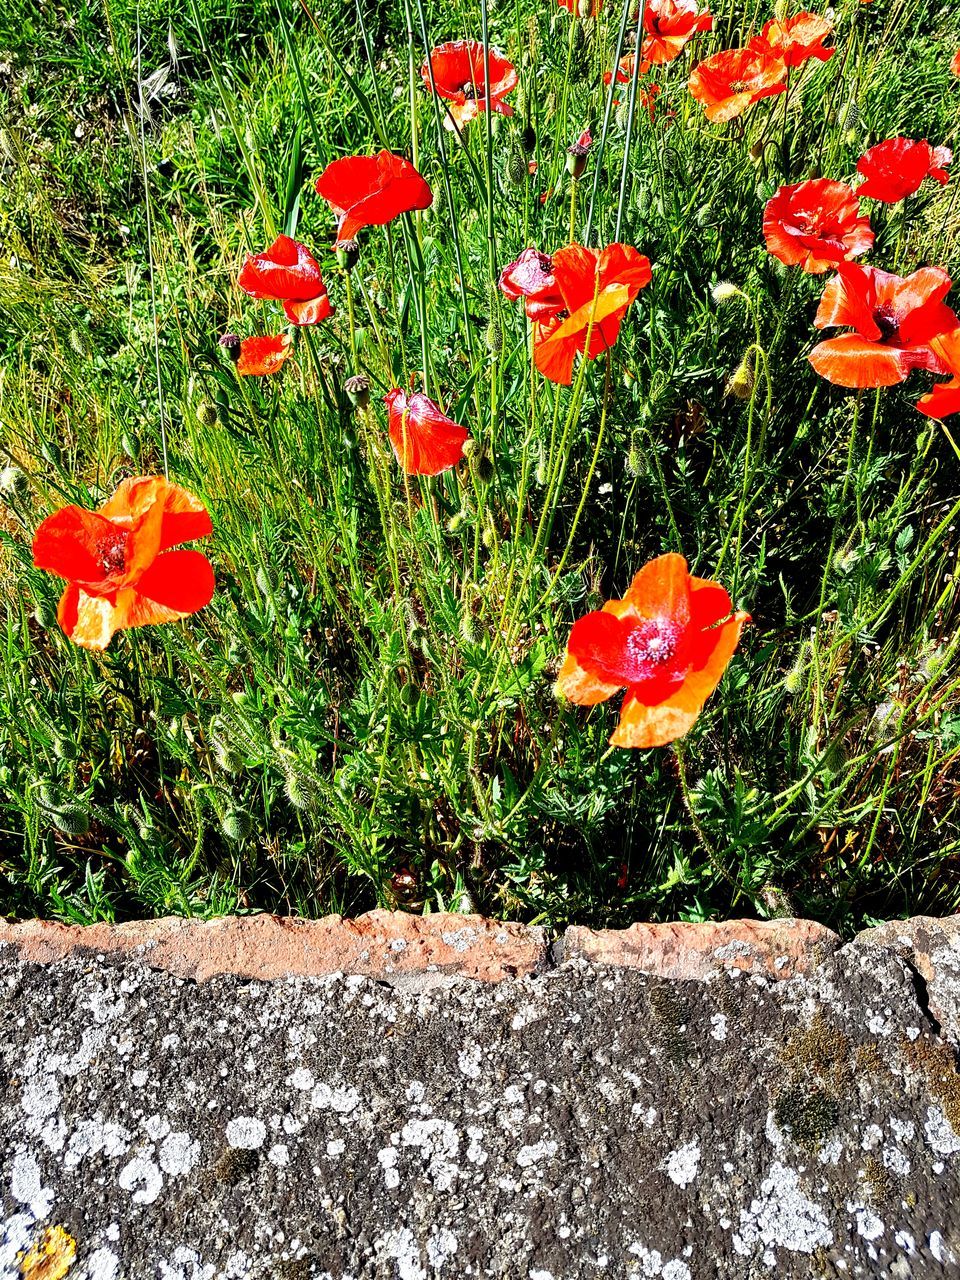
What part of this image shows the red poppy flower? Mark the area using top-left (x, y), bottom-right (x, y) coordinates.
top-left (916, 329), bottom-right (960, 420)
top-left (32, 477), bottom-right (214, 651)
top-left (499, 248), bottom-right (565, 321)
top-left (642, 0), bottom-right (713, 67)
top-left (556, 553), bottom-right (749, 748)
top-left (237, 235), bottom-right (332, 326)
top-left (421, 40), bottom-right (517, 131)
top-left (952, 49), bottom-right (960, 79)
top-left (856, 138), bottom-right (952, 203)
top-left (808, 263), bottom-right (957, 388)
top-left (752, 13), bottom-right (834, 68)
top-left (763, 179), bottom-right (873, 275)
top-left (604, 55), bottom-right (639, 86)
top-left (315, 151), bottom-right (433, 246)
top-left (531, 243), bottom-right (651, 385)
top-left (384, 389), bottom-right (470, 476)
top-left (235, 333), bottom-right (293, 376)
top-left (688, 45), bottom-right (786, 123)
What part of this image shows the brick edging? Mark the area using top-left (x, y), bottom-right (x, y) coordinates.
top-left (0, 910), bottom-right (849, 985)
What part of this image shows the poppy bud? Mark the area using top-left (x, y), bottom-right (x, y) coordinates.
top-left (749, 139), bottom-right (765, 163)
top-left (336, 239), bottom-right (360, 272)
top-left (34, 598), bottom-right (57, 629)
top-left (725, 356), bottom-right (755, 401)
top-left (472, 452), bottom-right (495, 484)
top-left (399, 681), bottom-right (420, 709)
top-left (446, 511), bottom-right (467, 534)
top-left (505, 148), bottom-right (526, 186)
top-left (566, 129), bottom-right (593, 179)
top-left (343, 429), bottom-right (358, 450)
top-left (282, 760), bottom-right (318, 812)
top-left (759, 883), bottom-right (794, 918)
top-left (50, 804), bottom-right (91, 837)
top-left (221, 806), bottom-right (253, 842)
top-left (120, 431), bottom-right (140, 459)
top-left (51, 734), bottom-right (78, 761)
top-left (461, 438), bottom-right (482, 459)
top-left (0, 465), bottom-right (27, 499)
top-left (40, 440), bottom-right (62, 468)
top-left (219, 333), bottom-right (242, 363)
top-left (625, 438), bottom-right (643, 477)
top-left (521, 123), bottom-right (536, 155)
top-left (486, 317), bottom-right (503, 354)
top-left (577, 0), bottom-right (591, 15)
top-left (711, 282), bottom-right (745, 305)
top-left (196, 400), bottom-right (219, 427)
top-left (344, 374), bottom-right (370, 409)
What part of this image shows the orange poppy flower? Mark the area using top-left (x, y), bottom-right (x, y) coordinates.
top-left (315, 151), bottom-right (433, 246)
top-left (808, 263), bottom-right (957, 389)
top-left (688, 45), bottom-right (786, 123)
top-left (916, 329), bottom-right (960, 420)
top-left (532, 242), bottom-right (652, 385)
top-left (856, 138), bottom-right (952, 203)
top-left (384, 389), bottom-right (470, 476)
top-left (751, 13), bottom-right (834, 68)
top-left (237, 234), bottom-right (332, 325)
top-left (556, 553), bottom-right (749, 748)
top-left (32, 476), bottom-right (214, 651)
top-left (234, 333), bottom-right (293, 376)
top-left (642, 0), bottom-right (713, 67)
top-left (421, 40), bottom-right (517, 131)
top-left (604, 54), bottom-right (641, 86)
top-left (498, 248), bottom-right (564, 321)
top-left (763, 179), bottom-right (873, 274)
top-left (952, 49), bottom-right (960, 78)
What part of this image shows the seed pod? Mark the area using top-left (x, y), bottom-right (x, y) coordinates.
top-left (461, 438), bottom-right (482, 460)
top-left (336, 240), bottom-right (360, 272)
top-left (344, 374), bottom-right (370, 409)
top-left (221, 806), bottom-right (253, 842)
top-left (521, 123), bottom-right (536, 155)
top-left (505, 148), bottom-right (526, 186)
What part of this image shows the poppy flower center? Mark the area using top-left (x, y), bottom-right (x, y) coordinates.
top-left (95, 530), bottom-right (129, 576)
top-left (461, 80), bottom-right (480, 100)
top-left (872, 303), bottom-right (900, 342)
top-left (621, 617), bottom-right (685, 683)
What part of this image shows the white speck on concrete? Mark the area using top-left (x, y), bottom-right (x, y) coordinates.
top-left (310, 1082), bottom-right (360, 1115)
top-left (426, 1228), bottom-right (457, 1269)
top-left (516, 1139), bottom-right (559, 1169)
top-left (326, 1139), bottom-right (345, 1157)
top-left (378, 1227), bottom-right (425, 1280)
top-left (732, 1161), bottom-right (833, 1257)
top-left (117, 1153), bottom-right (163, 1205)
top-left (441, 928), bottom-right (477, 953)
top-left (64, 1118), bottom-right (131, 1170)
top-left (714, 940), bottom-right (753, 961)
top-left (21, 1075), bottom-right (61, 1123)
top-left (378, 1144), bottom-right (400, 1189)
top-left (225, 1117), bottom-right (267, 1150)
top-left (930, 1231), bottom-right (958, 1265)
top-left (894, 1231), bottom-right (916, 1255)
top-left (81, 1247), bottom-right (121, 1280)
top-left (458, 1044), bottom-right (483, 1079)
top-left (529, 1272), bottom-right (555, 1280)
top-left (401, 1119), bottom-right (460, 1191)
top-left (851, 1205), bottom-right (884, 1241)
top-left (662, 1141), bottom-right (701, 1188)
top-left (288, 1067), bottom-right (314, 1091)
top-left (158, 1132), bottom-right (200, 1178)
top-left (10, 1151), bottom-right (54, 1220)
top-left (882, 1145), bottom-right (910, 1175)
top-left (924, 1105), bottom-right (960, 1155)
top-left (710, 1014), bottom-right (728, 1041)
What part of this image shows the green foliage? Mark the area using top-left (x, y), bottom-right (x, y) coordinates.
top-left (1, 0), bottom-right (960, 930)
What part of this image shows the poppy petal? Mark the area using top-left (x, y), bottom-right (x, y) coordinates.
top-left (132, 550), bottom-right (216, 618)
top-left (555, 648), bottom-right (622, 705)
top-left (68, 589), bottom-right (123, 650)
top-left (808, 335), bottom-right (909, 387)
top-left (283, 292), bottom-right (333, 325)
top-left (611, 695), bottom-right (700, 749)
top-left (33, 507), bottom-right (114, 583)
top-left (622, 552), bottom-right (692, 625)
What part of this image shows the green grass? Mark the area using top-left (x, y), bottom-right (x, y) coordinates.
top-left (1, 0), bottom-right (960, 932)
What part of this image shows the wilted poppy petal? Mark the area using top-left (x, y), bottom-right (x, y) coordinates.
top-left (236, 333), bottom-right (292, 376)
top-left (69, 589), bottom-right (123, 650)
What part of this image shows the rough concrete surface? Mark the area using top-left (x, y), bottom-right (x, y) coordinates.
top-left (2, 913), bottom-right (960, 1279)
